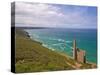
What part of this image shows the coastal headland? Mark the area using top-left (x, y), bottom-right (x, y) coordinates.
top-left (15, 28), bottom-right (97, 73)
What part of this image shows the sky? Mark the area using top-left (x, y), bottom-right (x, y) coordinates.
top-left (14, 2), bottom-right (97, 29)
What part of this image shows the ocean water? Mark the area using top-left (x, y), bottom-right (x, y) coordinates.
top-left (25, 28), bottom-right (97, 63)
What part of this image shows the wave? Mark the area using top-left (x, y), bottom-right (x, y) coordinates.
top-left (48, 38), bottom-right (64, 42)
top-left (42, 44), bottom-right (48, 48)
top-left (58, 39), bottom-right (65, 42)
top-left (66, 41), bottom-right (72, 43)
top-left (52, 43), bottom-right (63, 46)
top-left (50, 38), bottom-right (71, 42)
top-left (29, 33), bottom-right (73, 50)
top-left (47, 39), bottom-right (73, 49)
top-left (42, 44), bottom-right (55, 51)
top-left (56, 38), bottom-right (72, 44)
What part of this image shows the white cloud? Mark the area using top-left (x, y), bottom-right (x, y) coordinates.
top-left (15, 2), bottom-right (97, 28)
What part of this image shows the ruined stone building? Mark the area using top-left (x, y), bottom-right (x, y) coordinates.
top-left (73, 40), bottom-right (86, 63)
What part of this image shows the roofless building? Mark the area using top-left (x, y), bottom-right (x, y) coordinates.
top-left (73, 40), bottom-right (86, 63)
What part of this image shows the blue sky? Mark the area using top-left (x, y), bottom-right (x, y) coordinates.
top-left (15, 2), bottom-right (97, 29)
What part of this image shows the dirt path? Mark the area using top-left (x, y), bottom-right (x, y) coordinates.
top-left (65, 61), bottom-right (82, 69)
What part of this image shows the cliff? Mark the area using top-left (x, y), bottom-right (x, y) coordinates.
top-left (15, 28), bottom-right (97, 73)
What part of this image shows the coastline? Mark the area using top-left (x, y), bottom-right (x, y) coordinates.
top-left (25, 29), bottom-right (97, 65)
top-left (15, 28), bottom-right (97, 73)
top-left (31, 37), bottom-right (97, 69)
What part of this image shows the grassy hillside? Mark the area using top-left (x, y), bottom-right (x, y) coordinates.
top-left (15, 28), bottom-right (97, 73)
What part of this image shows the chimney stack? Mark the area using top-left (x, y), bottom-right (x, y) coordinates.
top-left (73, 40), bottom-right (77, 60)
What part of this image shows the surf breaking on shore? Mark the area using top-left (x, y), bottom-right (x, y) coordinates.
top-left (25, 29), bottom-right (97, 65)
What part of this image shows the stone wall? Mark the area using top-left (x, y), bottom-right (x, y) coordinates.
top-left (77, 50), bottom-right (86, 63)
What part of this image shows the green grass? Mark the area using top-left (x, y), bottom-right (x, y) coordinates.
top-left (15, 29), bottom-right (74, 73)
top-left (15, 28), bottom-right (97, 73)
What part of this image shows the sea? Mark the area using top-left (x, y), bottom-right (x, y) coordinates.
top-left (25, 28), bottom-right (97, 63)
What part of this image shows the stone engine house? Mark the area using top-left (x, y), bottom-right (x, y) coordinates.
top-left (73, 40), bottom-right (86, 63)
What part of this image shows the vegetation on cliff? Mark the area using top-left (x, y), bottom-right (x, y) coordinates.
top-left (15, 28), bottom-right (97, 73)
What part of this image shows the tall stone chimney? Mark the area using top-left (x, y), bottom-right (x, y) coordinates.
top-left (73, 40), bottom-right (77, 60)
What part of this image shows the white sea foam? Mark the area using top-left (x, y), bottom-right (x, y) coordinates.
top-left (57, 39), bottom-right (72, 43)
top-left (48, 47), bottom-right (55, 51)
top-left (42, 44), bottom-right (55, 51)
top-left (66, 41), bottom-right (72, 43)
top-left (58, 39), bottom-right (65, 42)
top-left (42, 44), bottom-right (48, 47)
top-left (52, 43), bottom-right (63, 46)
top-left (49, 38), bottom-right (65, 42)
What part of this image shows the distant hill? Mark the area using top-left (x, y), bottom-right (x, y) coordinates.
top-left (15, 26), bottom-right (53, 29)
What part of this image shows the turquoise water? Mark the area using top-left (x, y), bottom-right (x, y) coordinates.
top-left (25, 28), bottom-right (97, 63)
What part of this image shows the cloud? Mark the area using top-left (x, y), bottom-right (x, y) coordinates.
top-left (15, 2), bottom-right (97, 28)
